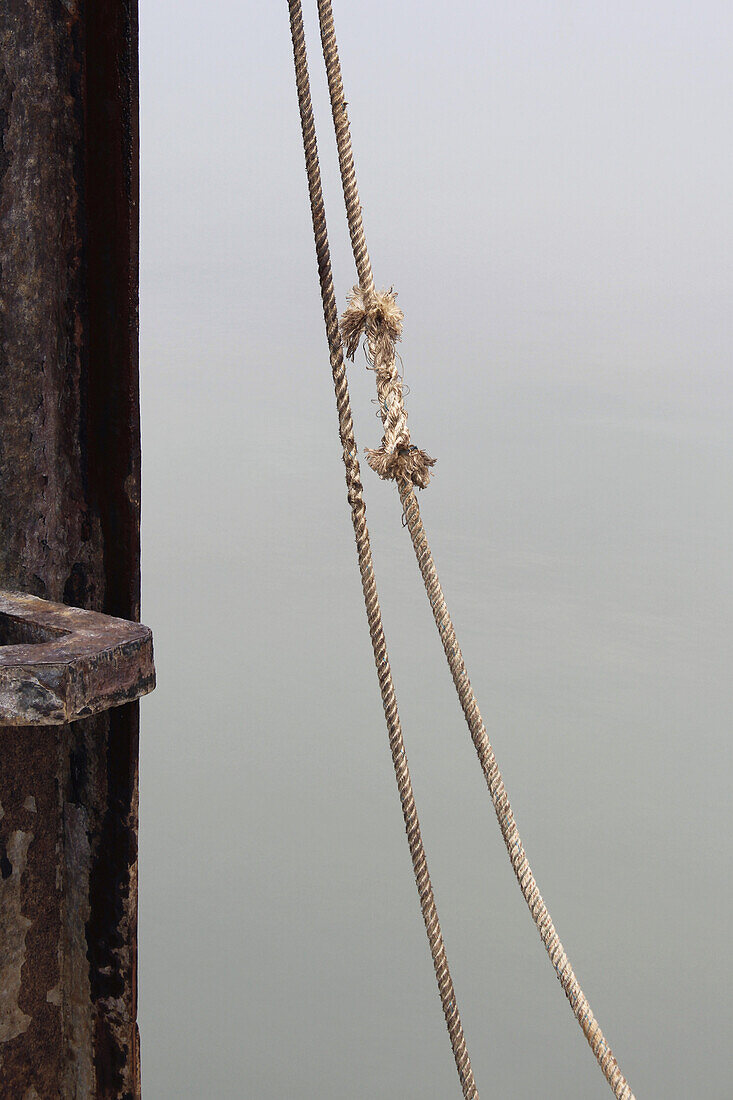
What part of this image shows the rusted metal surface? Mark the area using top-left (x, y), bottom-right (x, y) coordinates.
top-left (0, 727), bottom-right (66, 1097)
top-left (0, 1), bottom-right (142, 1095)
top-left (0, 593), bottom-right (155, 726)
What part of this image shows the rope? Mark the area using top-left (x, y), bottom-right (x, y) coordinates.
top-left (400, 483), bottom-right (635, 1100)
top-left (286, 3), bottom-right (479, 1096)
top-left (341, 285), bottom-right (435, 488)
top-left (314, 1), bottom-right (636, 1097)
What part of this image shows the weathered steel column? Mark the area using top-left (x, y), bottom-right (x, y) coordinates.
top-left (0, 1), bottom-right (142, 1096)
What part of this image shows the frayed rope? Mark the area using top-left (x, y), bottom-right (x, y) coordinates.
top-left (341, 285), bottom-right (404, 359)
top-left (365, 443), bottom-right (436, 490)
top-left (340, 286), bottom-right (435, 488)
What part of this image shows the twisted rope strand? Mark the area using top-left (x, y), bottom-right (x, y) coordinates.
top-left (341, 285), bottom-right (435, 487)
top-left (314, 0), bottom-right (636, 1096)
top-left (287, 3), bottom-right (478, 1096)
top-left (399, 482), bottom-right (634, 1100)
top-left (315, 0), bottom-right (434, 488)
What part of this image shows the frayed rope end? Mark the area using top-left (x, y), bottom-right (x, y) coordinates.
top-left (341, 285), bottom-right (403, 360)
top-left (365, 445), bottom-right (436, 489)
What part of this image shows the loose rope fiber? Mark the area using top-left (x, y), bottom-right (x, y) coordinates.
top-left (314, 1), bottom-right (637, 1097)
top-left (341, 286), bottom-right (435, 488)
top-left (287, 2), bottom-right (479, 1096)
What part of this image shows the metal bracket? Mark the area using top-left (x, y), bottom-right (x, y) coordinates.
top-left (0, 591), bottom-right (155, 726)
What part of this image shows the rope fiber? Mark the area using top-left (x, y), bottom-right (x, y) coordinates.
top-left (287, 2), bottom-right (478, 1095)
top-left (289, 1), bottom-right (637, 1096)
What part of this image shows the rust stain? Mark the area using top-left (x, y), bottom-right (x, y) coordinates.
top-left (62, 803), bottom-right (94, 1097)
top-left (0, 592), bottom-right (155, 726)
top-left (0, 0), bottom-right (142, 1091)
top-left (0, 829), bottom-right (33, 1043)
top-left (0, 729), bottom-right (64, 1095)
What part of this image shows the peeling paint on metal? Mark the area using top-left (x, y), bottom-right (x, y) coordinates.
top-left (0, 0), bottom-right (142, 1091)
top-left (0, 830), bottom-right (33, 1043)
top-left (0, 592), bottom-right (155, 726)
top-left (0, 671), bottom-right (66, 725)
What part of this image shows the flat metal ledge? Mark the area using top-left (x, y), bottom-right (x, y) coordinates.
top-left (0, 591), bottom-right (155, 725)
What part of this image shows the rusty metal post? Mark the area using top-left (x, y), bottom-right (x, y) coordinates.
top-left (0, 1), bottom-right (144, 1095)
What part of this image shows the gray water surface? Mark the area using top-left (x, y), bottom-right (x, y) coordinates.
top-left (138, 2), bottom-right (732, 1096)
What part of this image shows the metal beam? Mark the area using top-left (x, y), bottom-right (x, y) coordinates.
top-left (0, 1), bottom-right (142, 1094)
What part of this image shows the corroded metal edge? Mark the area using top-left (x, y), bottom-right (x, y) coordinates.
top-left (0, 0), bottom-right (143, 1091)
top-left (0, 592), bottom-right (154, 725)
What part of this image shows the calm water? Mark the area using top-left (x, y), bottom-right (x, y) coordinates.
top-left (138, 2), bottom-right (732, 1095)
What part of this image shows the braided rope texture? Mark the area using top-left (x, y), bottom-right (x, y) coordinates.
top-left (287, 2), bottom-right (479, 1096)
top-left (400, 484), bottom-right (635, 1100)
top-left (315, 0), bottom-right (637, 1097)
top-left (341, 286), bottom-right (435, 488)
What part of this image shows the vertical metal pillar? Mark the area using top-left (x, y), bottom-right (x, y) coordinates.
top-left (0, 1), bottom-right (141, 1095)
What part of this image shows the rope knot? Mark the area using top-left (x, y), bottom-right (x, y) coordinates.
top-left (340, 285), bottom-right (436, 489)
top-left (340, 285), bottom-right (403, 360)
